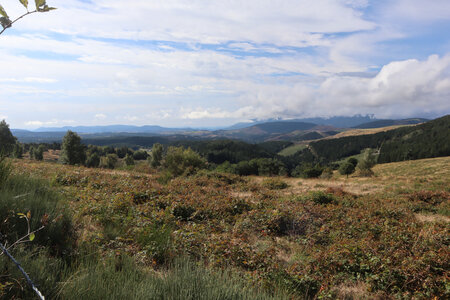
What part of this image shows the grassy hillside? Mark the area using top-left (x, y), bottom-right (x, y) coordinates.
top-left (309, 115), bottom-right (450, 163)
top-left (353, 118), bottom-right (428, 129)
top-left (2, 156), bottom-right (448, 299)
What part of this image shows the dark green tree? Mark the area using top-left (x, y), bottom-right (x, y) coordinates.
top-left (34, 144), bottom-right (45, 161)
top-left (12, 143), bottom-right (23, 159)
top-left (85, 153), bottom-right (100, 168)
top-left (339, 161), bottom-right (355, 178)
top-left (347, 157), bottom-right (358, 167)
top-left (150, 143), bottom-right (164, 168)
top-left (357, 149), bottom-right (377, 176)
top-left (60, 131), bottom-right (86, 165)
top-left (0, 120), bottom-right (16, 156)
top-left (28, 145), bottom-right (35, 159)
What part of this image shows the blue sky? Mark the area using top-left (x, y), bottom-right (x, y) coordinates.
top-left (0, 0), bottom-right (449, 129)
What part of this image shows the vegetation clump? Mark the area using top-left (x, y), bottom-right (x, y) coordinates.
top-left (261, 178), bottom-right (288, 190)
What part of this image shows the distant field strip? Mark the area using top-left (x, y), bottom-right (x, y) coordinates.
top-left (278, 144), bottom-right (307, 156)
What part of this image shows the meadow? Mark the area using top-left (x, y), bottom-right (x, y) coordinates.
top-left (1, 155), bottom-right (448, 299)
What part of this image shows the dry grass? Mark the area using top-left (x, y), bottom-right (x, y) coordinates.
top-left (325, 125), bottom-right (411, 140)
top-left (415, 213), bottom-right (450, 223)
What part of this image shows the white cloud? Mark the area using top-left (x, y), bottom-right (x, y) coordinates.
top-left (95, 113), bottom-right (107, 120)
top-left (24, 119), bottom-right (75, 127)
top-left (2, 0), bottom-right (375, 47)
top-left (0, 77), bottom-right (57, 83)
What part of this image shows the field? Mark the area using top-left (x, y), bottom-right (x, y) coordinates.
top-left (278, 143), bottom-right (308, 156)
top-left (3, 156), bottom-right (450, 299)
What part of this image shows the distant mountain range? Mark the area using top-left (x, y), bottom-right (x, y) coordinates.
top-left (12, 115), bottom-right (430, 143)
top-left (33, 125), bottom-right (191, 134)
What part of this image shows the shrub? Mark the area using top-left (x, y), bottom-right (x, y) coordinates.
top-left (163, 146), bottom-right (206, 177)
top-left (215, 161), bottom-right (236, 174)
top-left (347, 157), bottom-right (358, 167)
top-left (357, 149), bottom-right (377, 177)
top-left (292, 163), bottom-right (323, 178)
top-left (100, 154), bottom-right (119, 169)
top-left (227, 199), bottom-right (252, 216)
top-left (309, 191), bottom-right (335, 205)
top-left (172, 204), bottom-right (196, 221)
top-left (261, 178), bottom-right (288, 190)
top-left (137, 223), bottom-right (173, 264)
top-left (157, 171), bottom-right (173, 185)
top-left (12, 144), bottom-right (23, 159)
top-left (133, 150), bottom-right (149, 160)
top-left (320, 167), bottom-right (333, 179)
top-left (125, 153), bottom-right (135, 166)
top-left (85, 153), bottom-right (100, 168)
top-left (235, 160), bottom-right (258, 176)
top-left (150, 143), bottom-right (164, 168)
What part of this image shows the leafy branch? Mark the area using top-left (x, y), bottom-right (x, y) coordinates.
top-left (0, 0), bottom-right (56, 35)
top-left (0, 211), bottom-right (45, 255)
top-left (0, 211), bottom-right (46, 299)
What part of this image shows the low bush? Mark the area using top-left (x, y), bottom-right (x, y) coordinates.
top-left (261, 178), bottom-right (288, 190)
top-left (309, 191), bottom-right (336, 205)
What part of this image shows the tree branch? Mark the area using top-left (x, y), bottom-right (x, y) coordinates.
top-left (0, 10), bottom-right (38, 35)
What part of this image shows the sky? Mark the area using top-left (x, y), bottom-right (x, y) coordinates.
top-left (0, 0), bottom-right (449, 129)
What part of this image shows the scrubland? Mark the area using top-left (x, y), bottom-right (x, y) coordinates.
top-left (1, 156), bottom-right (448, 299)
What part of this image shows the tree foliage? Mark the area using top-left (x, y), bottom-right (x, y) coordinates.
top-left (339, 161), bottom-right (356, 178)
top-left (60, 131), bottom-right (85, 165)
top-left (163, 146), bottom-right (206, 177)
top-left (0, 120), bottom-right (16, 156)
top-left (150, 143), bottom-right (164, 168)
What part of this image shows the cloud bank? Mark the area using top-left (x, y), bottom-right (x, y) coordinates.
top-left (0, 0), bottom-right (448, 128)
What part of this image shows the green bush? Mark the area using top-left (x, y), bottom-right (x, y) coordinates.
top-left (172, 204), bottom-right (196, 221)
top-left (261, 178), bottom-right (288, 190)
top-left (309, 191), bottom-right (335, 205)
top-left (100, 154), bottom-right (119, 169)
top-left (292, 163), bottom-right (323, 178)
top-left (163, 146), bottom-right (206, 177)
top-left (85, 152), bottom-right (100, 168)
top-left (136, 223), bottom-right (173, 264)
top-left (125, 153), bottom-right (135, 166)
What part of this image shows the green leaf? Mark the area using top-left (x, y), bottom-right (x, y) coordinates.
top-left (19, 0), bottom-right (29, 9)
top-left (41, 5), bottom-right (56, 12)
top-left (0, 5), bottom-right (9, 18)
top-left (35, 0), bottom-right (45, 10)
top-left (29, 233), bottom-right (35, 241)
top-left (0, 16), bottom-right (11, 29)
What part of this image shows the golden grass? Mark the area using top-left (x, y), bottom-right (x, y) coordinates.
top-left (325, 125), bottom-right (412, 139)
